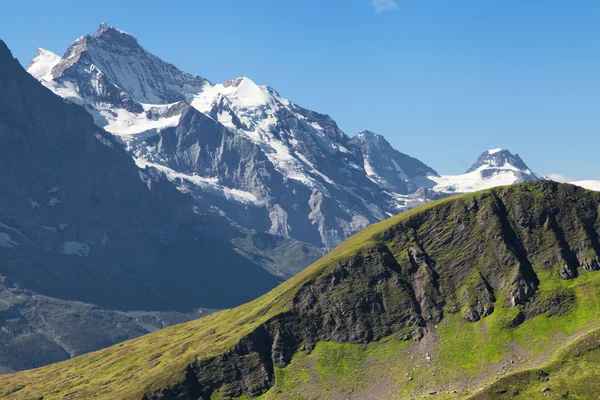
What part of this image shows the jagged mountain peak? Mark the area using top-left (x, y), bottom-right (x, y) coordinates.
top-left (223, 76), bottom-right (252, 88)
top-left (31, 23), bottom-right (209, 106)
top-left (25, 48), bottom-right (61, 80)
top-left (90, 22), bottom-right (138, 46)
top-left (431, 148), bottom-right (542, 193)
top-left (466, 148), bottom-right (531, 173)
top-left (29, 47), bottom-right (59, 61)
top-left (94, 22), bottom-right (109, 35)
top-left (92, 22), bottom-right (124, 37)
top-left (353, 130), bottom-right (393, 149)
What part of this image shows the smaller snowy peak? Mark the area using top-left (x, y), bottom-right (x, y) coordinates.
top-left (26, 48), bottom-right (61, 80)
top-left (223, 77), bottom-right (246, 88)
top-left (431, 148), bottom-right (542, 194)
top-left (466, 149), bottom-right (531, 173)
top-left (353, 130), bottom-right (390, 150)
top-left (200, 77), bottom-right (274, 109)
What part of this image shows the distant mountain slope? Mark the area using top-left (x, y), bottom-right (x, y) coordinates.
top-left (350, 130), bottom-right (439, 193)
top-left (3, 181), bottom-right (600, 399)
top-left (0, 38), bottom-right (280, 371)
top-left (27, 23), bottom-right (439, 250)
top-left (431, 148), bottom-right (543, 193)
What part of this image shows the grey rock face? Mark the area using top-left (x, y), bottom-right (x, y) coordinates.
top-left (49, 23), bottom-right (208, 109)
top-left (351, 130), bottom-right (439, 193)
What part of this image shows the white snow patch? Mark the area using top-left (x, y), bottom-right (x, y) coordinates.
top-left (193, 77), bottom-right (274, 111)
top-left (100, 104), bottom-right (182, 136)
top-left (570, 180), bottom-right (600, 192)
top-left (430, 165), bottom-right (521, 193)
top-left (488, 148), bottom-right (504, 154)
top-left (136, 159), bottom-right (263, 205)
top-left (27, 49), bottom-right (61, 80)
top-left (30, 198), bottom-right (40, 208)
top-left (364, 158), bottom-right (377, 177)
top-left (47, 197), bottom-right (61, 206)
top-left (62, 241), bottom-right (89, 257)
top-left (0, 222), bottom-right (34, 244)
top-left (48, 186), bottom-right (60, 193)
top-left (0, 233), bottom-right (18, 249)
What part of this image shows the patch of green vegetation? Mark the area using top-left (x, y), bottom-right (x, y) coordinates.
top-left (261, 336), bottom-right (413, 399)
top-left (438, 269), bottom-right (600, 374)
top-left (262, 269), bottom-right (600, 399)
top-left (470, 328), bottom-right (600, 399)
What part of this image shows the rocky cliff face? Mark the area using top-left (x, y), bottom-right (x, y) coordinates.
top-left (143, 181), bottom-right (600, 399)
top-left (48, 23), bottom-right (208, 108)
top-left (0, 39), bottom-right (281, 371)
top-left (350, 130), bottom-right (439, 193)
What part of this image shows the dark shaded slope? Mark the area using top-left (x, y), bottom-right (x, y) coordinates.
top-left (0, 39), bottom-right (279, 311)
top-left (0, 39), bottom-right (282, 372)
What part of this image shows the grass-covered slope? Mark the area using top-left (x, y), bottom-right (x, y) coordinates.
top-left (468, 326), bottom-right (600, 399)
top-left (2, 181), bottom-right (600, 400)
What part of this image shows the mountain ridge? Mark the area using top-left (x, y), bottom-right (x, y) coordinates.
top-left (27, 23), bottom-right (547, 252)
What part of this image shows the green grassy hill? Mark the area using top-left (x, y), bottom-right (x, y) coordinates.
top-left (2, 181), bottom-right (600, 400)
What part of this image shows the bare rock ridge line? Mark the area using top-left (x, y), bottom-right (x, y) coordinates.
top-left (144, 182), bottom-right (600, 399)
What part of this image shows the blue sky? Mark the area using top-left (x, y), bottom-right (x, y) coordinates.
top-left (1, 0), bottom-right (598, 178)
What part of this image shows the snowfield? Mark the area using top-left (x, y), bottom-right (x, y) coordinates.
top-left (570, 180), bottom-right (600, 192)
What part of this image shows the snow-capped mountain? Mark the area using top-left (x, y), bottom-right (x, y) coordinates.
top-left (27, 24), bottom-right (546, 250)
top-left (430, 148), bottom-right (543, 193)
top-left (27, 24), bottom-right (438, 250)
